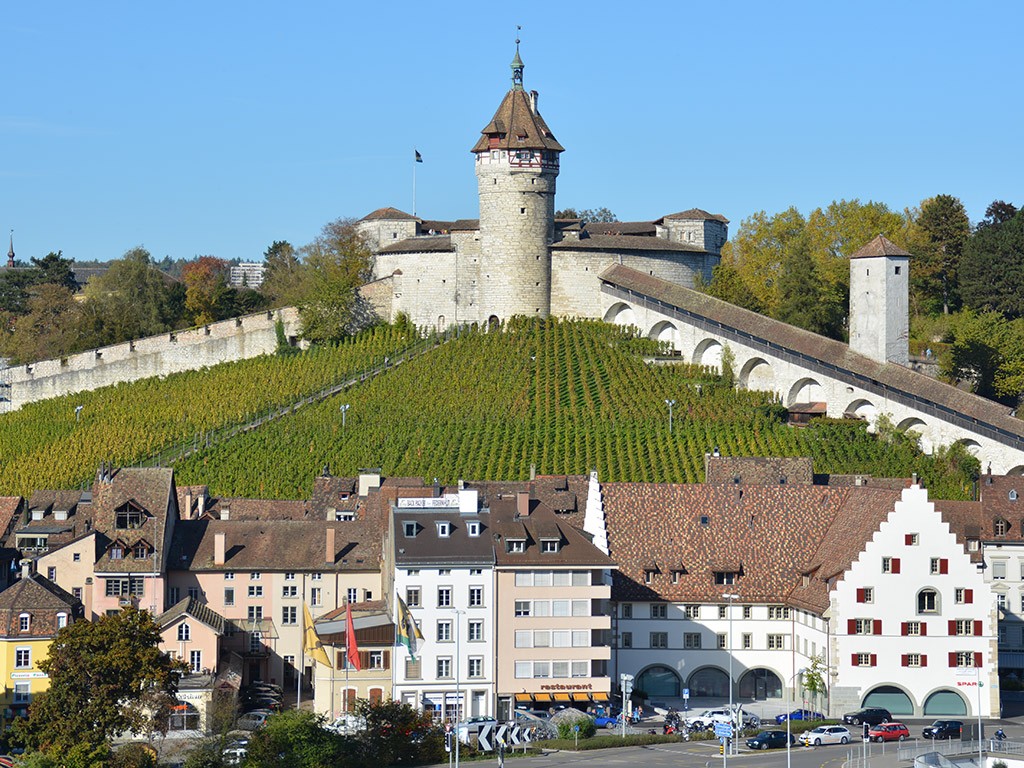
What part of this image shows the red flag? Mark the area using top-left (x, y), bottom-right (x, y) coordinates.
top-left (346, 602), bottom-right (362, 671)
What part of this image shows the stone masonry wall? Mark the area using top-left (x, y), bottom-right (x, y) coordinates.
top-left (2, 308), bottom-right (301, 411)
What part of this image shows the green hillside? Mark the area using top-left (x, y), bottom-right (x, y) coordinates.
top-left (0, 318), bottom-right (977, 500)
top-left (168, 318), bottom-right (976, 499)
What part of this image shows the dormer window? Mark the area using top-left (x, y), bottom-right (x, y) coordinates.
top-left (700, 515), bottom-right (710, 526)
top-left (116, 502), bottom-right (146, 530)
top-left (714, 572), bottom-right (737, 585)
top-left (31, 509), bottom-right (44, 521)
top-left (336, 511), bottom-right (356, 521)
top-left (133, 541), bottom-right (151, 559)
top-left (19, 613), bottom-right (30, 632)
top-left (467, 521), bottom-right (481, 537)
top-left (541, 539), bottom-right (560, 554)
top-left (996, 518), bottom-right (1009, 537)
top-left (54, 509), bottom-right (68, 521)
top-left (436, 522), bottom-right (451, 538)
top-left (968, 539), bottom-right (980, 551)
top-left (507, 539), bottom-right (526, 554)
top-left (403, 521), bottom-right (417, 538)
top-left (109, 543), bottom-right (124, 560)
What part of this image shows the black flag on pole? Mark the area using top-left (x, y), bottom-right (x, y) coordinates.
top-left (415, 150), bottom-right (423, 163)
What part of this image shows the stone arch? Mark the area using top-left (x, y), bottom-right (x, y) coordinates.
top-left (844, 398), bottom-right (877, 423)
top-left (923, 688), bottom-right (969, 716)
top-left (686, 666), bottom-right (729, 698)
top-left (862, 684), bottom-right (915, 717)
top-left (636, 664), bottom-right (682, 698)
top-left (603, 302), bottom-right (637, 328)
top-left (648, 320), bottom-right (679, 351)
top-left (739, 357), bottom-right (775, 391)
top-left (955, 438), bottom-right (982, 456)
top-left (692, 338), bottom-right (723, 370)
top-left (487, 315), bottom-right (500, 330)
top-left (436, 315), bottom-right (446, 332)
top-left (738, 668), bottom-right (783, 700)
top-left (896, 417), bottom-right (933, 454)
top-left (787, 377), bottom-right (824, 407)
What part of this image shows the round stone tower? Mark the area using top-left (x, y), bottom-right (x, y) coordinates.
top-left (472, 44), bottom-right (564, 323)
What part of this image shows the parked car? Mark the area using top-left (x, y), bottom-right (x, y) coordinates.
top-left (593, 712), bottom-right (623, 729)
top-left (800, 725), bottom-right (852, 746)
top-left (684, 708), bottom-right (735, 730)
top-left (325, 714), bottom-right (367, 735)
top-left (236, 710), bottom-right (272, 730)
top-left (923, 720), bottom-right (963, 740)
top-left (747, 730), bottom-right (797, 750)
top-left (869, 723), bottom-right (910, 742)
top-left (775, 709), bottom-right (824, 724)
top-left (842, 708), bottom-right (891, 726)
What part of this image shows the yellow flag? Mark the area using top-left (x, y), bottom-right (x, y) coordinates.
top-left (303, 603), bottom-right (332, 667)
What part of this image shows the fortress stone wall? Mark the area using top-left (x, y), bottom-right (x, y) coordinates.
top-left (0, 307), bottom-right (301, 412)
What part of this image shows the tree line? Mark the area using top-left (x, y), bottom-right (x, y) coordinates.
top-left (0, 218), bottom-right (373, 366)
top-left (701, 196), bottom-right (1024, 406)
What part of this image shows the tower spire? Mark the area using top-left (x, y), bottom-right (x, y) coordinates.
top-left (511, 26), bottom-right (524, 90)
top-left (6, 230), bottom-right (13, 269)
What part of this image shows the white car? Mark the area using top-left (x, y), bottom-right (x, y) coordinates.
top-left (684, 709), bottom-right (734, 730)
top-left (325, 714), bottom-right (367, 735)
top-left (800, 725), bottom-right (852, 746)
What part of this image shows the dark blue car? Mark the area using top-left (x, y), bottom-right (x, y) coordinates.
top-left (775, 709), bottom-right (824, 724)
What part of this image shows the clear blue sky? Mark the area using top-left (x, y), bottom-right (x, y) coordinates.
top-left (2, 1), bottom-right (1020, 264)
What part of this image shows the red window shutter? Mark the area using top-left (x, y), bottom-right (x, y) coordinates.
top-left (940, 559), bottom-right (949, 574)
top-left (901, 622), bottom-right (908, 636)
top-left (921, 622), bottom-right (927, 636)
top-left (870, 654), bottom-right (877, 667)
top-left (974, 620), bottom-right (983, 636)
top-left (904, 534), bottom-right (914, 545)
top-left (948, 620), bottom-right (957, 635)
top-left (873, 619), bottom-right (882, 635)
top-left (852, 653), bottom-right (859, 666)
top-left (921, 654), bottom-right (928, 666)
top-left (901, 654), bottom-right (909, 667)
top-left (856, 588), bottom-right (865, 603)
top-left (975, 652), bottom-right (983, 667)
top-left (848, 619), bottom-right (857, 634)
top-left (892, 558), bottom-right (901, 574)
top-left (965, 589), bottom-right (974, 604)
top-left (949, 652), bottom-right (957, 667)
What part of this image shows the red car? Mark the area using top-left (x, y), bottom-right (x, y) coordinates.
top-left (868, 722), bottom-right (910, 742)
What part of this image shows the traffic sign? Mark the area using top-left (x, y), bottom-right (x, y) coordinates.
top-left (478, 724), bottom-right (493, 751)
top-left (714, 722), bottom-right (734, 739)
top-left (683, 688), bottom-right (690, 699)
top-left (510, 725), bottom-right (522, 745)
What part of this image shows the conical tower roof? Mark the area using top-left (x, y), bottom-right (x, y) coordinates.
top-left (850, 234), bottom-right (911, 259)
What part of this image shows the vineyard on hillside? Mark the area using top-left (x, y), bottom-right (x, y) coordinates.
top-left (0, 324), bottom-right (424, 496)
top-left (166, 318), bottom-right (977, 500)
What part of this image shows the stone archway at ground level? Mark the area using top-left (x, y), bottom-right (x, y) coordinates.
top-left (687, 667), bottom-right (729, 698)
top-left (862, 685), bottom-right (914, 716)
top-left (923, 689), bottom-right (969, 716)
top-left (636, 665), bottom-right (682, 698)
top-left (738, 668), bottom-right (783, 699)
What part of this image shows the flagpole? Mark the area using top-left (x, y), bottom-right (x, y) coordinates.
top-left (412, 148), bottom-right (417, 217)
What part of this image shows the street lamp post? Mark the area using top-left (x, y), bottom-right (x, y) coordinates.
top-left (786, 667), bottom-right (807, 768)
top-left (664, 399), bottom-right (676, 434)
top-left (452, 608), bottom-right (465, 768)
top-left (340, 403), bottom-right (350, 431)
top-left (723, 593), bottom-right (739, 755)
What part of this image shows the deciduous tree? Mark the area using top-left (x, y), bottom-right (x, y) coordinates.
top-left (260, 240), bottom-right (307, 308)
top-left (14, 607), bottom-right (185, 754)
top-left (81, 247), bottom-right (178, 345)
top-left (182, 256), bottom-right (230, 325)
top-left (0, 284), bottom-right (83, 364)
top-left (554, 207), bottom-right (618, 222)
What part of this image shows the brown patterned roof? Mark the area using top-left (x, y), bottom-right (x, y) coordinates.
top-left (203, 498), bottom-right (308, 522)
top-left (419, 220), bottom-right (455, 234)
top-left (554, 234), bottom-right (706, 254)
top-left (603, 482), bottom-right (855, 605)
top-left (850, 235), bottom-right (911, 259)
top-left (378, 235), bottom-right (454, 255)
top-left (0, 497), bottom-right (22, 540)
top-left (583, 222), bottom-right (657, 237)
top-left (87, 468), bottom-right (176, 573)
top-left (27, 490), bottom-right (82, 514)
top-left (360, 207), bottom-right (418, 222)
top-left (472, 88), bottom-right (564, 153)
top-left (704, 456), bottom-right (814, 486)
top-left (450, 219), bottom-right (480, 231)
top-left (157, 596), bottom-right (225, 634)
top-left (170, 516), bottom-right (383, 572)
top-left (657, 209), bottom-right (730, 224)
top-left (0, 573), bottom-right (82, 637)
top-left (491, 497), bottom-right (613, 568)
top-left (599, 264), bottom-right (1024, 447)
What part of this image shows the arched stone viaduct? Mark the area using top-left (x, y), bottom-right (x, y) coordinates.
top-left (598, 264), bottom-right (1024, 475)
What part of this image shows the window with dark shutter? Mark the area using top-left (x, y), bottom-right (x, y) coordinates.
top-left (870, 654), bottom-right (877, 666)
top-left (857, 588), bottom-right (865, 602)
top-left (901, 654), bottom-right (909, 666)
top-left (948, 620), bottom-right (957, 635)
top-left (847, 619), bottom-right (857, 634)
top-left (940, 559), bottom-right (949, 574)
top-left (949, 652), bottom-right (957, 667)
top-left (921, 622), bottom-right (928, 636)
top-left (892, 558), bottom-right (901, 574)
top-left (975, 620), bottom-right (983, 636)
top-left (965, 589), bottom-right (973, 603)
top-left (921, 654), bottom-right (928, 666)
top-left (851, 653), bottom-right (859, 666)
top-left (974, 652), bottom-right (983, 666)
top-left (873, 619), bottom-right (882, 635)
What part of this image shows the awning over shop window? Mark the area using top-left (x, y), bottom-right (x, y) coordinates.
top-left (592, 692), bottom-right (609, 701)
top-left (553, 693), bottom-right (571, 702)
top-left (514, 693), bottom-right (532, 703)
top-left (570, 693), bottom-right (590, 702)
top-left (533, 693), bottom-right (553, 703)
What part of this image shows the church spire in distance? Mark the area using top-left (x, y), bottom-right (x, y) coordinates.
top-left (6, 230), bottom-right (13, 268)
top-left (511, 26), bottom-right (524, 90)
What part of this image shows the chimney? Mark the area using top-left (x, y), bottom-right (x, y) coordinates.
top-left (326, 527), bottom-right (336, 565)
top-left (516, 491), bottom-right (530, 518)
top-left (20, 559), bottom-right (31, 580)
top-left (220, 506), bottom-right (230, 521)
top-left (197, 494), bottom-right (206, 517)
top-left (530, 89), bottom-right (539, 113)
top-left (214, 532), bottom-right (226, 566)
top-left (912, 472), bottom-right (919, 485)
top-left (184, 489), bottom-right (194, 519)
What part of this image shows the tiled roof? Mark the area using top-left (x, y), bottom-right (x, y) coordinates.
top-left (420, 220), bottom-right (456, 234)
top-left (157, 596), bottom-right (225, 634)
top-left (472, 88), bottom-right (564, 153)
top-left (87, 468), bottom-right (176, 573)
top-left (583, 221), bottom-right (657, 237)
top-left (0, 498), bottom-right (22, 539)
top-left (0, 573), bottom-right (81, 637)
top-left (704, 456), bottom-right (814, 486)
top-left (392, 509), bottom-right (495, 567)
top-left (602, 483), bottom-right (877, 606)
top-left (360, 207), bottom-right (418, 222)
top-left (378, 235), bottom-right (454, 255)
top-left (450, 219), bottom-right (480, 231)
top-left (658, 209), bottom-right (730, 224)
top-left (599, 264), bottom-right (1024, 445)
top-left (203, 498), bottom-right (308, 522)
top-left (554, 234), bottom-right (706, 254)
top-left (27, 490), bottom-right (82, 514)
top-left (308, 475), bottom-right (361, 519)
top-left (850, 235), bottom-right (911, 259)
top-left (491, 498), bottom-right (614, 568)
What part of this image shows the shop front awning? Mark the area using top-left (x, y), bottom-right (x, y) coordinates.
top-left (514, 693), bottom-right (532, 703)
top-left (591, 692), bottom-right (609, 701)
top-left (533, 693), bottom-right (553, 703)
top-left (553, 693), bottom-right (572, 702)
top-left (570, 693), bottom-right (590, 702)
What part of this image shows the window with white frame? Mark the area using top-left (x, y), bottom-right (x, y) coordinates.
top-left (955, 651), bottom-right (978, 667)
top-left (571, 660), bottom-right (589, 677)
top-left (437, 587), bottom-right (452, 607)
top-left (247, 605), bottom-right (263, 621)
top-left (768, 606), bottom-right (790, 619)
top-left (369, 651), bottom-right (385, 669)
top-left (767, 634), bottom-right (785, 649)
top-left (437, 620), bottom-right (452, 642)
top-left (541, 539), bottom-right (560, 553)
top-left (717, 633), bottom-right (727, 649)
top-left (436, 521), bottom-right (451, 538)
top-left (248, 585), bottom-right (263, 598)
top-left (468, 620), bottom-right (483, 641)
top-left (742, 633), bottom-right (752, 649)
top-left (514, 661), bottom-right (532, 678)
top-left (998, 593), bottom-right (1008, 610)
top-left (190, 650), bottom-right (202, 673)
top-left (468, 657), bottom-right (483, 678)
top-left (250, 572), bottom-right (261, 580)
top-left (285, 572), bottom-right (296, 581)
top-left (57, 613), bottom-right (68, 628)
top-left (347, 588), bottom-right (357, 603)
top-left (437, 657), bottom-right (452, 678)
top-left (15, 647), bottom-right (30, 669)
top-left (855, 653), bottom-right (875, 667)
top-left (224, 587), bottom-right (235, 606)
top-left (994, 561), bottom-right (1008, 580)
top-left (651, 603), bottom-right (667, 619)
top-left (853, 619), bottom-right (875, 635)
top-left (19, 613), bottom-right (30, 632)
top-left (467, 521), bottom-right (480, 537)
top-left (282, 607), bottom-right (297, 625)
top-left (684, 605), bottom-right (699, 619)
top-left (178, 622), bottom-right (191, 641)
top-left (311, 587), bottom-right (322, 606)
top-left (469, 586), bottom-right (483, 607)
top-left (906, 653), bottom-right (924, 667)
top-left (282, 585), bottom-right (297, 598)
top-left (515, 600), bottom-right (531, 617)
top-left (224, 572), bottom-right (234, 580)
top-left (311, 573), bottom-right (322, 581)
top-left (718, 605), bottom-right (726, 619)
top-left (742, 606), bottom-right (752, 619)
top-left (13, 682), bottom-right (30, 704)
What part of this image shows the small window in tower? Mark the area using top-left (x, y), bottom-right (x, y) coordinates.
top-left (520, 207), bottom-right (526, 215)
top-left (866, 268), bottom-right (870, 276)
top-left (895, 266), bottom-right (901, 275)
top-left (531, 178), bottom-right (536, 185)
top-left (493, 178), bottom-right (497, 184)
